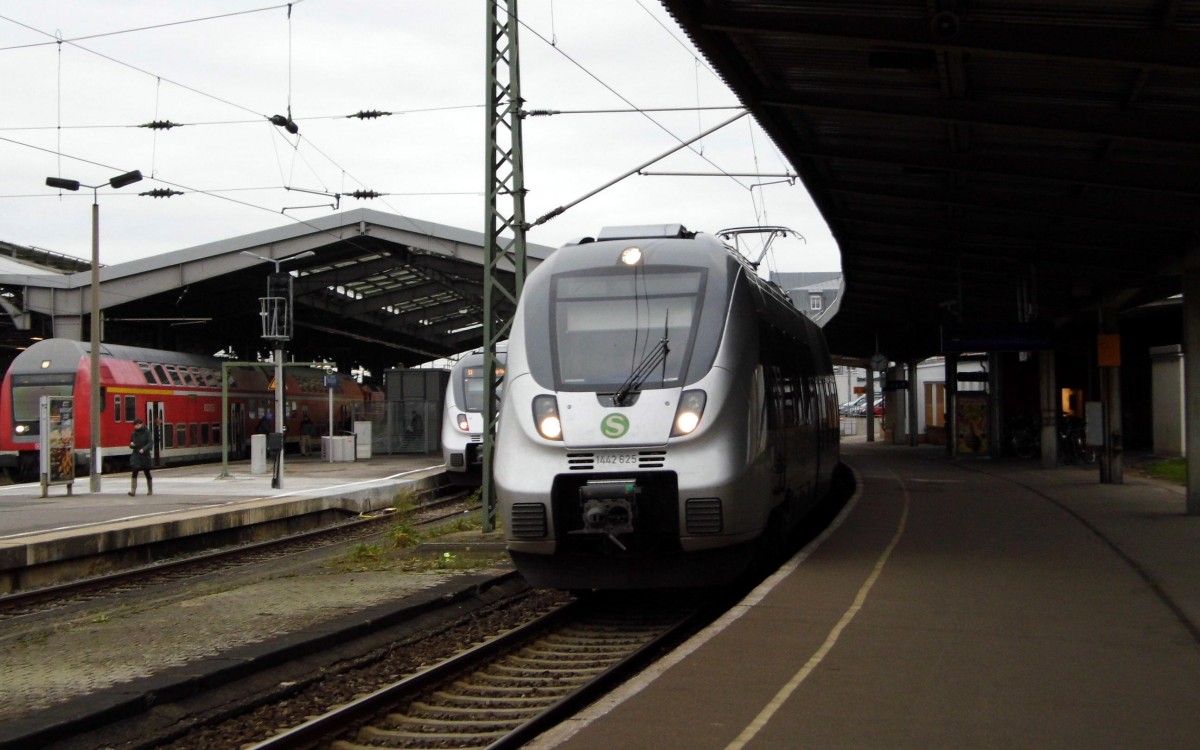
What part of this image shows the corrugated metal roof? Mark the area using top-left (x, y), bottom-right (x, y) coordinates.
top-left (661, 0), bottom-right (1200, 360)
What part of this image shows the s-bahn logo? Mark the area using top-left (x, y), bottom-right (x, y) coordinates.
top-left (601, 413), bottom-right (630, 438)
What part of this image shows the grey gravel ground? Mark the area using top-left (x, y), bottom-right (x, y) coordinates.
top-left (0, 536), bottom-right (512, 725)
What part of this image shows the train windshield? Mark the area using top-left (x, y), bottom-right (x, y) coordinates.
top-left (11, 381), bottom-right (74, 422)
top-left (550, 268), bottom-right (706, 391)
top-left (463, 371), bottom-right (486, 412)
top-left (459, 362), bottom-right (506, 412)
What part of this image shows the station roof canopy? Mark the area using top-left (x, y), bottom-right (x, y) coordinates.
top-left (661, 0), bottom-right (1200, 362)
top-left (0, 209), bottom-right (554, 373)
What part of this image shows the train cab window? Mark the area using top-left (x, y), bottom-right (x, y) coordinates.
top-left (164, 423), bottom-right (175, 448)
top-left (113, 395), bottom-right (123, 422)
top-left (201, 422), bottom-right (211, 444)
top-left (549, 269), bottom-right (706, 391)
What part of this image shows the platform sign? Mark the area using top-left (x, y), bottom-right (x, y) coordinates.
top-left (39, 395), bottom-right (75, 496)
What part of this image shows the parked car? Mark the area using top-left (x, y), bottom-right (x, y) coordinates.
top-left (839, 394), bottom-right (868, 416)
top-left (845, 396), bottom-right (884, 418)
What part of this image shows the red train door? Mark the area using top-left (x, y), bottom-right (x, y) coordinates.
top-left (145, 401), bottom-right (165, 466)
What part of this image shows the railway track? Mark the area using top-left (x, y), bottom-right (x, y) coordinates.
top-left (249, 592), bottom-right (715, 750)
top-left (0, 486), bottom-right (474, 621)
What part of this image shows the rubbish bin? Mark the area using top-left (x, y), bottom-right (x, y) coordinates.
top-left (322, 435), bottom-right (355, 462)
top-left (250, 433), bottom-right (267, 474)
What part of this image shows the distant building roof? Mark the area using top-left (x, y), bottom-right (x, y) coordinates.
top-left (0, 241), bottom-right (89, 275)
top-left (771, 271), bottom-right (841, 290)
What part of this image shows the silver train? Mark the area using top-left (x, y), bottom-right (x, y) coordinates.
top-left (441, 347), bottom-right (506, 485)
top-left (495, 224), bottom-right (840, 589)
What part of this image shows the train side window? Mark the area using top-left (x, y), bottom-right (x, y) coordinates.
top-left (153, 364), bottom-right (170, 384)
top-left (176, 423), bottom-right (188, 446)
top-left (212, 423), bottom-right (221, 446)
top-left (164, 423), bottom-right (175, 448)
top-left (190, 422), bottom-right (200, 446)
top-left (124, 395), bottom-right (136, 421)
top-left (137, 362), bottom-right (155, 383)
top-left (201, 422), bottom-right (211, 444)
top-left (113, 395), bottom-right (123, 422)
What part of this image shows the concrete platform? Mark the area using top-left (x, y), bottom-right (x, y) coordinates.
top-left (533, 442), bottom-right (1200, 749)
top-left (0, 453), bottom-right (447, 592)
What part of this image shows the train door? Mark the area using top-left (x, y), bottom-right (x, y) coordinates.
top-left (145, 401), bottom-right (165, 466)
top-left (229, 402), bottom-right (247, 459)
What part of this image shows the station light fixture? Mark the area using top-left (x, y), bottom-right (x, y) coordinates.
top-left (44, 169), bottom-right (144, 493)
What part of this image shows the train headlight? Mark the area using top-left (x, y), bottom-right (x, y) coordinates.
top-left (14, 424), bottom-right (28, 435)
top-left (532, 395), bottom-right (563, 441)
top-left (671, 389), bottom-right (707, 437)
top-left (456, 413), bottom-right (470, 431)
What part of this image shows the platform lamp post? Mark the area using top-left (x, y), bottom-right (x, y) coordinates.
top-left (46, 170), bottom-right (143, 493)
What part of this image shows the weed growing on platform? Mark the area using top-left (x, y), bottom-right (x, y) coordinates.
top-left (391, 488), bottom-right (416, 515)
top-left (388, 522), bottom-right (422, 549)
top-left (440, 511), bottom-right (483, 535)
top-left (395, 550), bottom-right (509, 573)
top-left (337, 542), bottom-right (387, 571)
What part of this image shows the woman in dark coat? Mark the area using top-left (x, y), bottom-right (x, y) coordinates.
top-left (128, 418), bottom-right (152, 496)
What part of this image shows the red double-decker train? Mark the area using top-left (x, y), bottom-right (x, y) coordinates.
top-left (0, 338), bottom-right (379, 482)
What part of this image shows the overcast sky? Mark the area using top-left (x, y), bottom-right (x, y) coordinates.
top-left (0, 0), bottom-right (840, 275)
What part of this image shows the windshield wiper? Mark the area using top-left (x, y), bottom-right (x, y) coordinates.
top-left (613, 336), bottom-right (669, 406)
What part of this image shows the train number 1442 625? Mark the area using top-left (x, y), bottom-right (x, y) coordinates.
top-left (595, 452), bottom-right (637, 466)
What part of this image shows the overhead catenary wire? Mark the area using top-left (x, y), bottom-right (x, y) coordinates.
top-left (508, 4), bottom-right (753, 193)
top-left (4, 3), bottom-right (466, 238)
top-left (1, 133), bottom-right (459, 259)
top-left (530, 109), bottom-right (750, 228)
top-left (0, 104), bottom-right (483, 131)
top-left (6, 2), bottom-right (814, 273)
top-left (0, 3), bottom-right (302, 52)
top-left (3, 5), bottom-right (451, 240)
